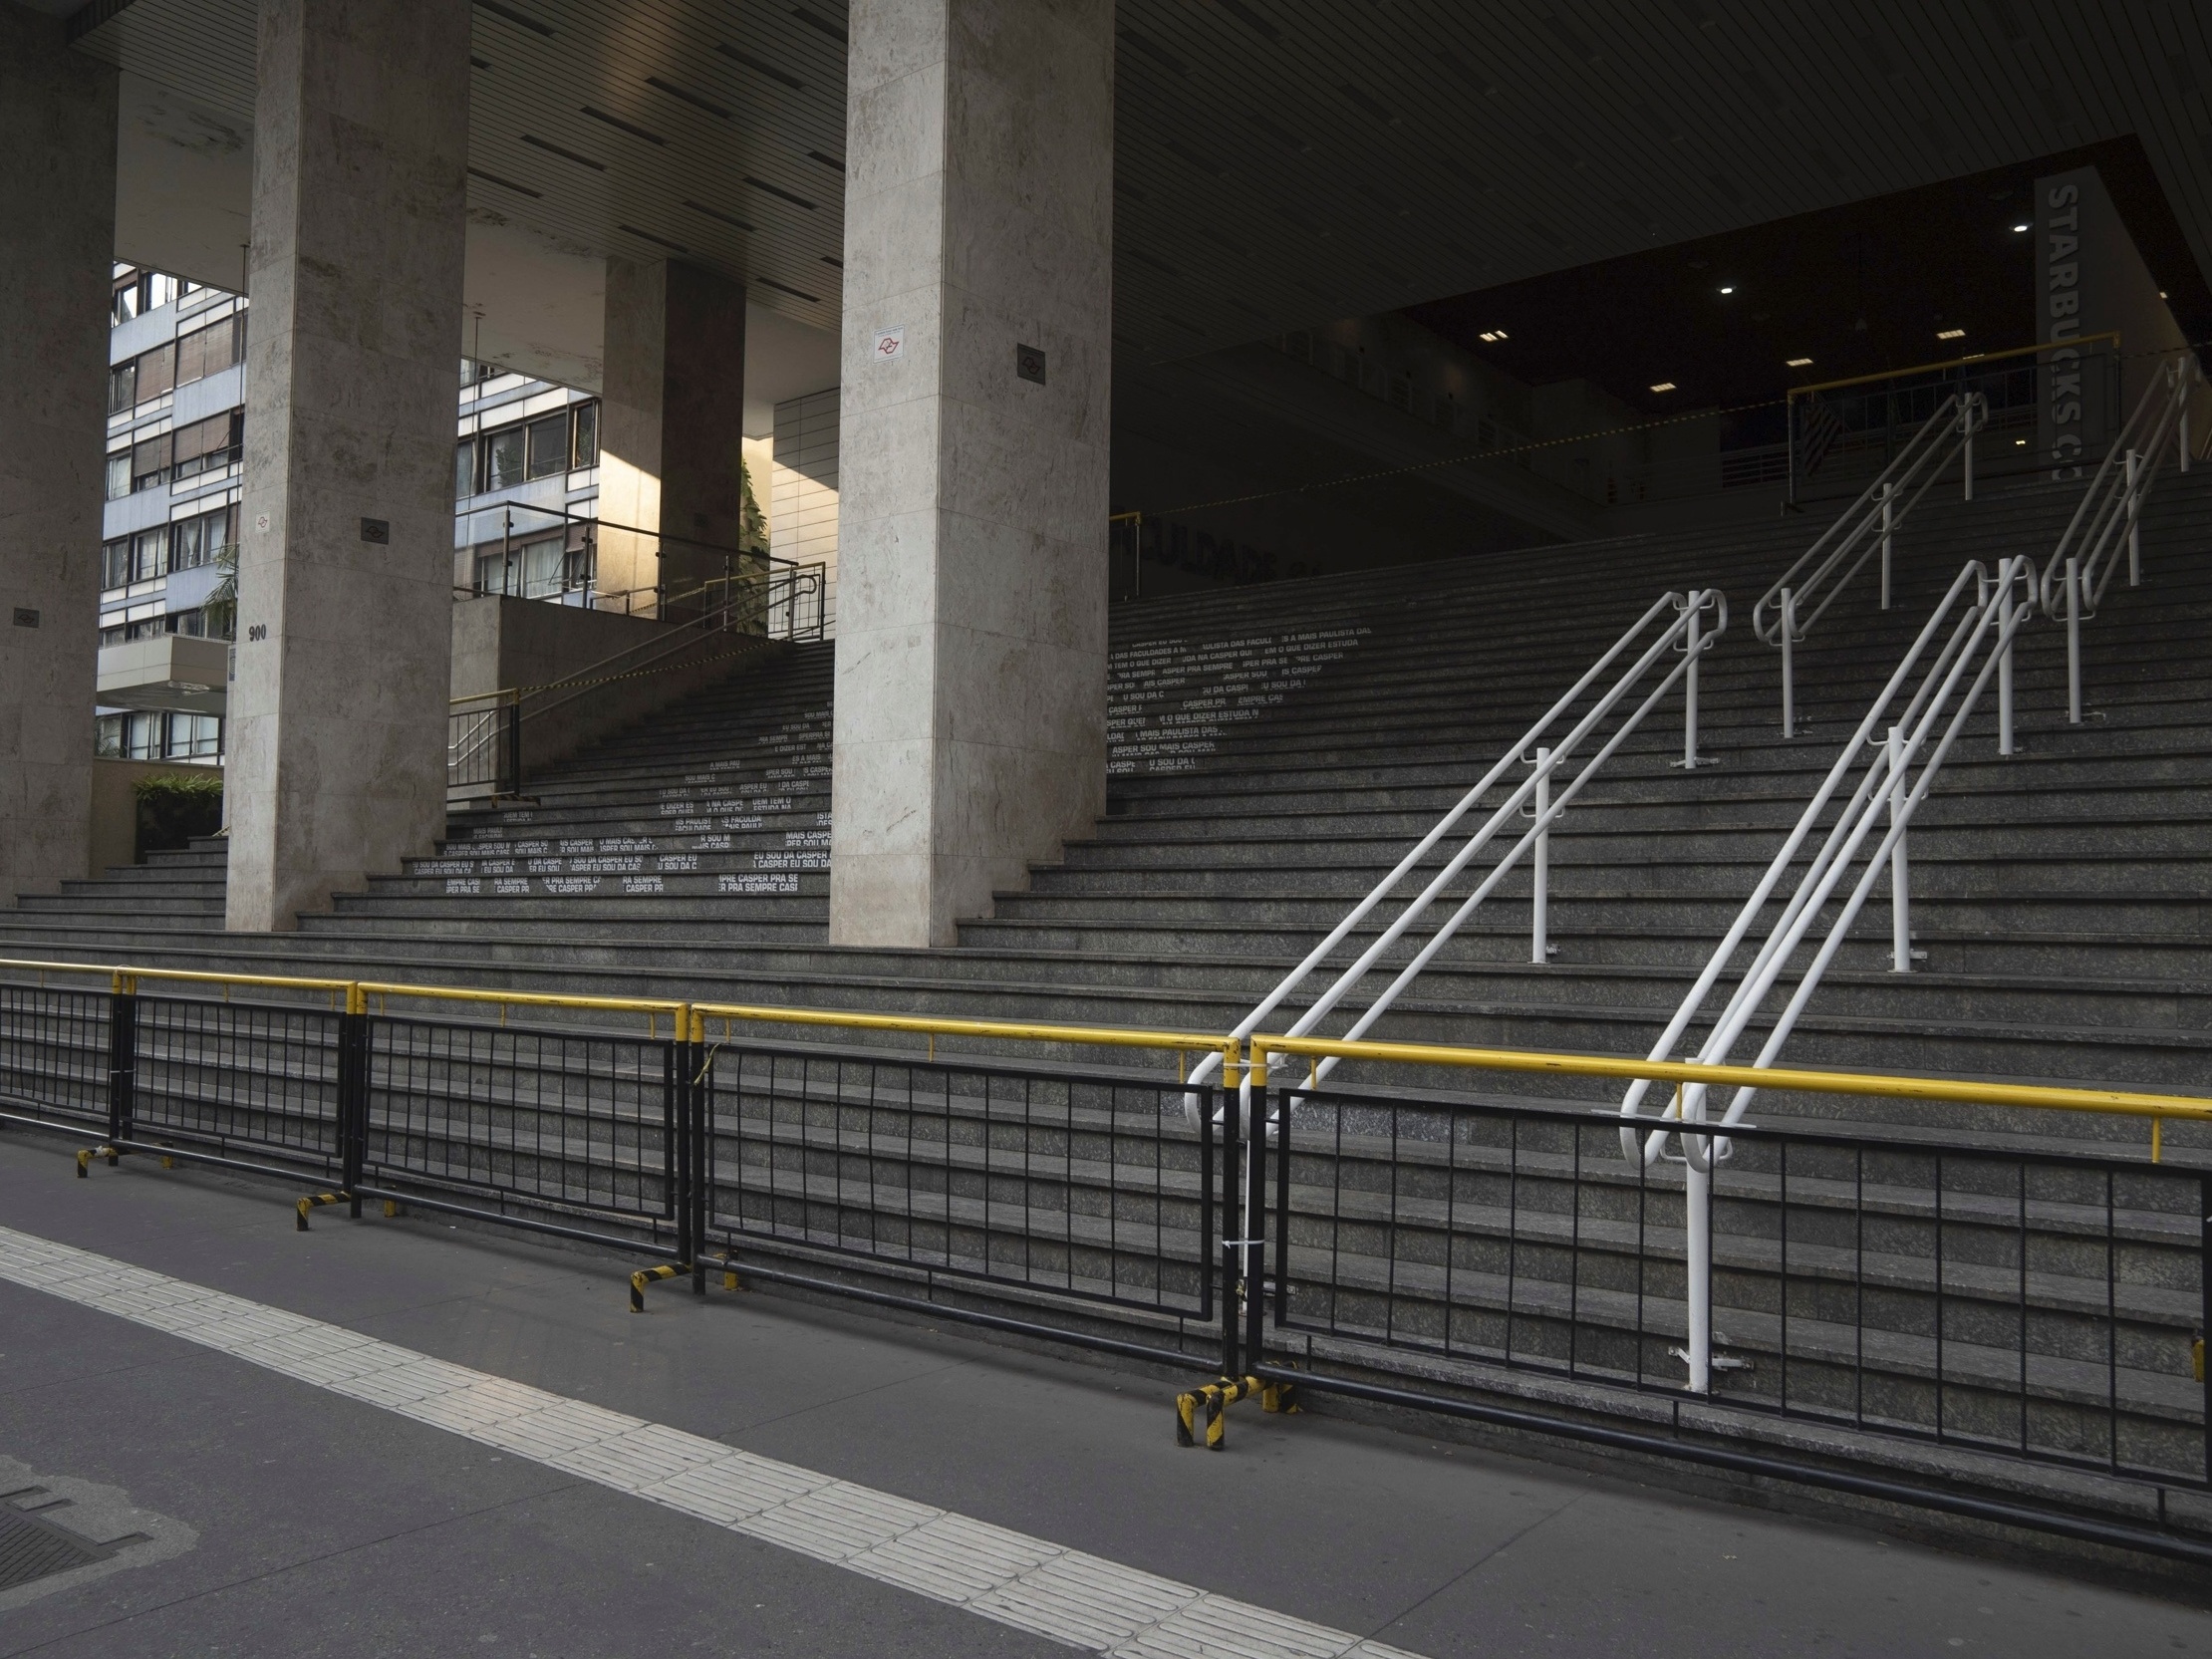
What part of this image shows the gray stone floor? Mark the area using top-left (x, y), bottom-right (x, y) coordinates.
top-left (0, 1129), bottom-right (2206, 1659)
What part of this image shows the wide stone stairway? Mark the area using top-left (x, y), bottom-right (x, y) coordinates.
top-left (9, 467), bottom-right (2212, 1500)
top-left (12, 467), bottom-right (2210, 1120)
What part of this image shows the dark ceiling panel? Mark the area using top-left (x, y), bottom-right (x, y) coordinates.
top-left (72, 0), bottom-right (2212, 363)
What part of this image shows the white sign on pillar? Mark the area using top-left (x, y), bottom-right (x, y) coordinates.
top-left (872, 326), bottom-right (906, 363)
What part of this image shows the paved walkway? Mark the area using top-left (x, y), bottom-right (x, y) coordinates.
top-left (1, 1131), bottom-right (2207, 1657)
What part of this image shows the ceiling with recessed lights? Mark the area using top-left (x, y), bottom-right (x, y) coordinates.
top-left (1408, 137), bottom-right (2210, 419)
top-left (67, 0), bottom-right (2212, 370)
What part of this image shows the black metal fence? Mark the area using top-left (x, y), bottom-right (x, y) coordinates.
top-left (1260, 1081), bottom-right (2211, 1492)
top-left (4, 975), bottom-right (2208, 1557)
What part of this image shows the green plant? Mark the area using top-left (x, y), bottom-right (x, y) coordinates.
top-left (201, 541), bottom-right (239, 641)
top-left (133, 770), bottom-right (223, 861)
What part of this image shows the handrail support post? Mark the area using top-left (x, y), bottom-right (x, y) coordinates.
top-left (1779, 588), bottom-right (1796, 738)
top-left (1879, 481), bottom-right (1894, 610)
top-left (1961, 397), bottom-right (1975, 502)
top-left (1529, 748), bottom-right (1551, 965)
top-left (2067, 556), bottom-right (2084, 725)
top-left (2125, 448), bottom-right (2142, 587)
top-left (1684, 1102), bottom-right (1713, 1394)
top-left (1887, 725), bottom-right (1912, 973)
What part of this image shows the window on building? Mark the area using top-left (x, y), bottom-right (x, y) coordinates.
top-left (132, 528), bottom-right (169, 583)
top-left (105, 452), bottom-right (132, 501)
top-left (95, 710), bottom-right (220, 762)
top-left (170, 410), bottom-right (241, 481)
top-left (108, 361), bottom-right (138, 414)
top-left (525, 414), bottom-right (570, 480)
top-left (102, 537), bottom-right (133, 590)
top-left (459, 401), bottom-right (601, 501)
top-left (484, 424), bottom-right (527, 491)
top-left (170, 504), bottom-right (233, 570)
top-left (168, 608), bottom-right (206, 638)
top-left (130, 433), bottom-right (169, 492)
top-left (137, 342), bottom-right (176, 402)
top-left (175, 316), bottom-right (242, 387)
top-left (112, 269), bottom-right (142, 323)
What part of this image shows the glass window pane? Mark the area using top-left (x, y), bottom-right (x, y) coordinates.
top-left (134, 530), bottom-right (167, 582)
top-left (103, 538), bottom-right (130, 589)
top-left (522, 537), bottom-right (564, 596)
top-left (571, 402), bottom-right (598, 467)
top-left (486, 426), bottom-right (526, 489)
top-left (105, 454), bottom-right (131, 500)
top-left (526, 415), bottom-right (568, 479)
top-left (137, 343), bottom-right (174, 400)
top-left (455, 440), bottom-right (476, 500)
top-left (109, 362), bottom-right (137, 414)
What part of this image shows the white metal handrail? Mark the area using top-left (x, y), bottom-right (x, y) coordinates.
top-left (2038, 355), bottom-right (2201, 723)
top-left (1754, 392), bottom-right (1988, 736)
top-left (1183, 589), bottom-right (1728, 1125)
top-left (1617, 556), bottom-right (2035, 1394)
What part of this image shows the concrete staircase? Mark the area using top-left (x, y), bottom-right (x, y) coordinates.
top-left (9, 469), bottom-right (2211, 1485)
top-left (13, 468), bottom-right (2210, 1132)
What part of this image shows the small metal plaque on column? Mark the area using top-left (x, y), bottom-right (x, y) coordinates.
top-left (1015, 344), bottom-right (1046, 385)
top-left (11, 608), bottom-right (38, 629)
top-left (360, 518), bottom-right (390, 544)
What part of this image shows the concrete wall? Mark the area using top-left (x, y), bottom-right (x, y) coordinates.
top-left (225, 0), bottom-right (470, 931)
top-left (89, 757), bottom-right (218, 876)
top-left (832, 0), bottom-right (1115, 949)
top-left (0, 9), bottom-right (115, 900)
top-left (450, 595), bottom-right (773, 785)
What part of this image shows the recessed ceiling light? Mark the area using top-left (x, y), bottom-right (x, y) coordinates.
top-left (1478, 329), bottom-right (1510, 342)
top-left (2012, 222), bottom-right (2030, 232)
top-left (2159, 290), bottom-right (2169, 299)
top-left (2015, 438), bottom-right (2027, 446)
top-left (1786, 357), bottom-right (1813, 368)
top-left (1649, 381), bottom-right (1677, 393)
top-left (1937, 328), bottom-right (1965, 340)
top-left (1717, 285), bottom-right (1734, 295)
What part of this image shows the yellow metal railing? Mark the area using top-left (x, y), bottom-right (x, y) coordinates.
top-left (1787, 333), bottom-right (2124, 403)
top-left (5, 956), bottom-right (2211, 1157)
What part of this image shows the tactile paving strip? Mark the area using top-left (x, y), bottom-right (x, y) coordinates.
top-left (0, 1226), bottom-right (1422, 1659)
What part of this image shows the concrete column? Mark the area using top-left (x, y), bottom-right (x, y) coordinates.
top-left (831, 0), bottom-right (1114, 949)
top-left (225, 0), bottom-right (469, 932)
top-left (0, 8), bottom-right (115, 901)
top-left (598, 258), bottom-right (748, 609)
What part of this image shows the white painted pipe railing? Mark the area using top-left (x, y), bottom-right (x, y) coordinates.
top-left (1755, 392), bottom-right (1988, 736)
top-left (1616, 557), bottom-right (2034, 1393)
top-left (2038, 355), bottom-right (2203, 723)
top-left (1182, 590), bottom-right (1727, 1126)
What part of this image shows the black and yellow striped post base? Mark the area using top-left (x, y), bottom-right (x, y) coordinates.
top-left (74, 1145), bottom-right (121, 1178)
top-left (295, 1192), bottom-right (350, 1232)
top-left (1176, 1375), bottom-right (1261, 1451)
top-left (630, 1263), bottom-right (693, 1312)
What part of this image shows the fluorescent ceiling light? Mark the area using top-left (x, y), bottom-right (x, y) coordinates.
top-left (1649, 381), bottom-right (1677, 393)
top-left (1937, 328), bottom-right (1966, 339)
top-left (2012, 222), bottom-right (2030, 232)
top-left (1786, 357), bottom-right (1812, 367)
top-left (1478, 329), bottom-right (1509, 342)
top-left (1717, 285), bottom-right (1734, 294)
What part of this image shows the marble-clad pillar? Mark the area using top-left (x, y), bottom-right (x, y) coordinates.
top-left (831, 0), bottom-right (1114, 948)
top-left (0, 7), bottom-right (116, 900)
top-left (225, 0), bottom-right (470, 930)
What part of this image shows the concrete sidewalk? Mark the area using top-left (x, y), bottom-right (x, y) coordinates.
top-left (0, 1128), bottom-right (2206, 1658)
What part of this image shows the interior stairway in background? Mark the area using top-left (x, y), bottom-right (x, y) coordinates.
top-left (7, 466), bottom-right (2211, 1142)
